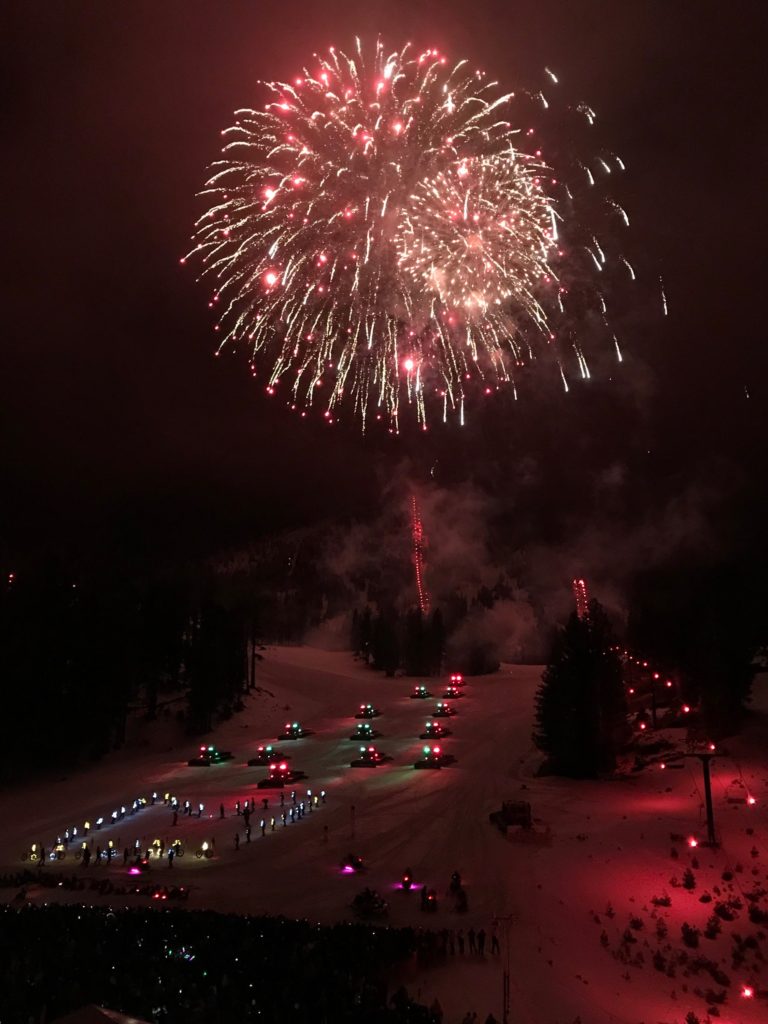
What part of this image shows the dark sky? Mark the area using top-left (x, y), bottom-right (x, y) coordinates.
top-left (3, 1), bottom-right (766, 567)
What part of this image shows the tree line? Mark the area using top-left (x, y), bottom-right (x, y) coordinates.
top-left (0, 556), bottom-right (250, 781)
top-left (535, 559), bottom-right (766, 778)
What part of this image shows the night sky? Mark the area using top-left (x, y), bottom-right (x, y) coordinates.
top-left (4, 1), bottom-right (766, 567)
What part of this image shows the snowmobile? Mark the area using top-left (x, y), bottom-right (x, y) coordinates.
top-left (187, 744), bottom-right (233, 767)
top-left (441, 685), bottom-right (462, 700)
top-left (350, 745), bottom-right (390, 768)
top-left (248, 744), bottom-right (290, 766)
top-left (419, 720), bottom-right (451, 740)
top-left (278, 722), bottom-right (310, 741)
top-left (256, 762), bottom-right (307, 788)
top-left (420, 887), bottom-right (438, 912)
top-left (340, 853), bottom-right (365, 873)
top-left (411, 684), bottom-right (432, 699)
top-left (350, 721), bottom-right (380, 741)
top-left (355, 703), bottom-right (381, 719)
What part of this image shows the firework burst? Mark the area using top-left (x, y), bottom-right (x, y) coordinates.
top-left (186, 40), bottom-right (632, 430)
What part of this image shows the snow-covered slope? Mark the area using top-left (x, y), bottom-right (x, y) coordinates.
top-left (1, 647), bottom-right (766, 1024)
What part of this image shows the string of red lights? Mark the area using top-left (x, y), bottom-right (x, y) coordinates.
top-left (410, 494), bottom-right (430, 615)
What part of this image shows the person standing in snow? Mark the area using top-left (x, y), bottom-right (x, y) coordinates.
top-left (477, 928), bottom-right (486, 956)
top-left (468, 928), bottom-right (477, 954)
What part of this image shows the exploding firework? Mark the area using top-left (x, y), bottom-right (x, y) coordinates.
top-left (186, 40), bottom-right (633, 429)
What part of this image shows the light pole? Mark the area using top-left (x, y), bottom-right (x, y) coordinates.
top-left (664, 750), bottom-right (718, 847)
top-left (497, 913), bottom-right (515, 1023)
top-left (685, 751), bottom-right (717, 846)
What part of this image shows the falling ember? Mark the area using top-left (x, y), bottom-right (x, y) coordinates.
top-left (410, 494), bottom-right (430, 614)
top-left (572, 577), bottom-right (589, 619)
top-left (187, 39), bottom-right (638, 429)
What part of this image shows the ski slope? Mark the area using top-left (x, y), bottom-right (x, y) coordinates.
top-left (1, 647), bottom-right (767, 1024)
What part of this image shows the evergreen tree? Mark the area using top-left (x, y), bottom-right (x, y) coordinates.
top-left (350, 609), bottom-right (361, 655)
top-left (534, 600), bottom-right (627, 777)
top-left (359, 607), bottom-right (373, 663)
top-left (371, 609), bottom-right (399, 677)
top-left (427, 608), bottom-right (445, 675)
top-left (186, 598), bottom-right (246, 733)
top-left (628, 562), bottom-right (763, 735)
top-left (403, 608), bottom-right (428, 675)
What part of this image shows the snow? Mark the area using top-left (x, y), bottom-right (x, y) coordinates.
top-left (2, 646), bottom-right (767, 1024)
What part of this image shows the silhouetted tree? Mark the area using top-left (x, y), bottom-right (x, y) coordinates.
top-left (534, 600), bottom-right (627, 777)
top-left (628, 562), bottom-right (764, 735)
top-left (371, 609), bottom-right (399, 677)
top-left (403, 609), bottom-right (429, 676)
top-left (427, 608), bottom-right (445, 675)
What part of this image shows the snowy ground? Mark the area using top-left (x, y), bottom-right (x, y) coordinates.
top-left (1, 647), bottom-right (767, 1024)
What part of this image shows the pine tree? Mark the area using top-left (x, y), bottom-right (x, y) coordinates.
top-left (428, 608), bottom-right (445, 675)
top-left (350, 609), bottom-right (361, 654)
top-left (359, 607), bottom-right (373, 664)
top-left (403, 608), bottom-right (427, 675)
top-left (371, 609), bottom-right (399, 677)
top-left (534, 600), bottom-right (626, 777)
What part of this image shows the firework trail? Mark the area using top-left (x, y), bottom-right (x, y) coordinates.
top-left (572, 577), bottom-right (589, 619)
top-left (410, 494), bottom-right (430, 614)
top-left (186, 40), bottom-right (633, 429)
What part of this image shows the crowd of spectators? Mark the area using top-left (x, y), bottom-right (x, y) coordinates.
top-left (0, 901), bottom-right (437, 1023)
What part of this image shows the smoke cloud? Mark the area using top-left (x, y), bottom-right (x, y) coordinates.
top-left (317, 462), bottom-right (718, 665)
